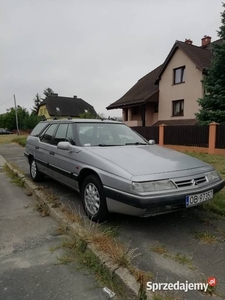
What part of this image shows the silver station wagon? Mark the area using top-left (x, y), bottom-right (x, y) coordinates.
top-left (24, 119), bottom-right (224, 222)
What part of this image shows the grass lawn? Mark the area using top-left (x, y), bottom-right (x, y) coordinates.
top-left (184, 152), bottom-right (225, 216)
top-left (0, 134), bottom-right (28, 146)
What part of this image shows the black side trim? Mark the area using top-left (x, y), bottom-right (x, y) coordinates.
top-left (36, 158), bottom-right (47, 167)
top-left (35, 158), bottom-right (78, 181)
top-left (49, 164), bottom-right (78, 181)
top-left (24, 152), bottom-right (29, 158)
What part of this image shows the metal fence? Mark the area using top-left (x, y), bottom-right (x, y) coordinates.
top-left (216, 124), bottom-right (225, 149)
top-left (164, 125), bottom-right (209, 147)
top-left (132, 126), bottom-right (159, 144)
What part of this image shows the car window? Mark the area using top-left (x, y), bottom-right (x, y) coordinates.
top-left (40, 124), bottom-right (58, 144)
top-left (53, 124), bottom-right (68, 145)
top-left (76, 123), bottom-right (147, 146)
top-left (66, 124), bottom-right (76, 145)
top-left (77, 125), bottom-right (95, 145)
top-left (30, 122), bottom-right (48, 136)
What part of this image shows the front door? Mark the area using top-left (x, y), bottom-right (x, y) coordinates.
top-left (35, 123), bottom-right (58, 176)
top-left (48, 123), bottom-right (79, 191)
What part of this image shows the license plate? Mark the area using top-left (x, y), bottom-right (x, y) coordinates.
top-left (186, 190), bottom-right (213, 207)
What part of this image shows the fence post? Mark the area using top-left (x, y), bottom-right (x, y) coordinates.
top-left (159, 124), bottom-right (166, 146)
top-left (208, 122), bottom-right (218, 154)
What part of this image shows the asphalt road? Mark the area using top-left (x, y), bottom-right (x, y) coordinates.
top-left (0, 154), bottom-right (108, 300)
top-left (0, 143), bottom-right (225, 299)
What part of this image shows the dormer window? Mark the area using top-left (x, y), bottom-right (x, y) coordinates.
top-left (173, 66), bottom-right (185, 84)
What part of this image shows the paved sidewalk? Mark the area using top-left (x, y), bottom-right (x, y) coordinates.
top-left (0, 155), bottom-right (108, 300)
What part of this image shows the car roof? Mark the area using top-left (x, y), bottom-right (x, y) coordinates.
top-left (40, 119), bottom-right (122, 124)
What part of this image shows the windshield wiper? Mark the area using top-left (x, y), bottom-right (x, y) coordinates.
top-left (96, 144), bottom-right (121, 147)
top-left (125, 142), bottom-right (147, 145)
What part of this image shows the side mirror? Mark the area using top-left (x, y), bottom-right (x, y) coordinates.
top-left (149, 139), bottom-right (155, 145)
top-left (57, 141), bottom-right (73, 152)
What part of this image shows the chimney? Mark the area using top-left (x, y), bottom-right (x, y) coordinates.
top-left (52, 93), bottom-right (58, 97)
top-left (185, 39), bottom-right (193, 45)
top-left (201, 35), bottom-right (212, 46)
top-left (73, 95), bottom-right (77, 99)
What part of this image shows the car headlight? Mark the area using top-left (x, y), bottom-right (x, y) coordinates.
top-left (131, 180), bottom-right (176, 193)
top-left (206, 170), bottom-right (220, 181)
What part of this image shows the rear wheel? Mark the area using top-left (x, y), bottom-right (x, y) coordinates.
top-left (81, 175), bottom-right (109, 222)
top-left (30, 158), bottom-right (45, 182)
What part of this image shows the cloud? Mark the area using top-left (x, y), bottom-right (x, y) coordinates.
top-left (0, 0), bottom-right (222, 116)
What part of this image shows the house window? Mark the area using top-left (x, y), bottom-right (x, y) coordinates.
top-left (132, 106), bottom-right (139, 115)
top-left (123, 108), bottom-right (128, 121)
top-left (173, 66), bottom-right (185, 84)
top-left (172, 100), bottom-right (184, 116)
top-left (154, 103), bottom-right (158, 113)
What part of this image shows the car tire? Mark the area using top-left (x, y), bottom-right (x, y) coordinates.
top-left (30, 159), bottom-right (45, 182)
top-left (81, 175), bottom-right (109, 222)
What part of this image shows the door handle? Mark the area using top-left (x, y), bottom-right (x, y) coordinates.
top-left (49, 151), bottom-right (55, 155)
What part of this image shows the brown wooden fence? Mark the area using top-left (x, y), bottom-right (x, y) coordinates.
top-left (131, 123), bottom-right (225, 154)
top-left (164, 125), bottom-right (209, 147)
top-left (132, 126), bottom-right (159, 144)
top-left (216, 124), bottom-right (225, 149)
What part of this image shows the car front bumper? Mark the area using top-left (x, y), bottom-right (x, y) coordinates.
top-left (104, 179), bottom-right (225, 216)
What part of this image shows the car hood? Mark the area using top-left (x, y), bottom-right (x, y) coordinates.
top-left (86, 145), bottom-right (211, 176)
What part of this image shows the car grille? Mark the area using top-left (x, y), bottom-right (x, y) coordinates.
top-left (174, 176), bottom-right (207, 188)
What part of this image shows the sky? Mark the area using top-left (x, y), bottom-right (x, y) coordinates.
top-left (0, 0), bottom-right (223, 117)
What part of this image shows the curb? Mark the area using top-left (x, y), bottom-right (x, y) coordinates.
top-left (4, 160), bottom-right (153, 300)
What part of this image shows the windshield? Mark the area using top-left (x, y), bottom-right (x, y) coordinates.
top-left (76, 123), bottom-right (147, 146)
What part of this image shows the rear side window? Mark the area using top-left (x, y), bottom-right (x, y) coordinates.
top-left (30, 122), bottom-right (48, 136)
top-left (40, 124), bottom-right (58, 144)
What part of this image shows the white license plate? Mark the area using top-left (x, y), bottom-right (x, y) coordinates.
top-left (186, 190), bottom-right (213, 207)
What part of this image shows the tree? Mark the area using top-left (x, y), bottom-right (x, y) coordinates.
top-left (32, 93), bottom-right (42, 115)
top-left (43, 87), bottom-right (54, 99)
top-left (196, 3), bottom-right (225, 124)
top-left (0, 107), bottom-right (40, 131)
top-left (79, 110), bottom-right (98, 119)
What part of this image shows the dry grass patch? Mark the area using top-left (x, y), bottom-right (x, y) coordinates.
top-left (3, 164), bottom-right (25, 187)
top-left (193, 231), bottom-right (217, 244)
top-left (173, 253), bottom-right (192, 265)
top-left (151, 245), bottom-right (168, 254)
top-left (60, 205), bottom-right (84, 224)
top-left (34, 199), bottom-right (50, 217)
top-left (82, 221), bottom-right (141, 268)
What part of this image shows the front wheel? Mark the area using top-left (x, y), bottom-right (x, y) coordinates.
top-left (30, 159), bottom-right (45, 182)
top-left (81, 175), bottom-right (109, 222)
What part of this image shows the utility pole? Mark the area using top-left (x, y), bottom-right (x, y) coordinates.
top-left (13, 94), bottom-right (20, 135)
